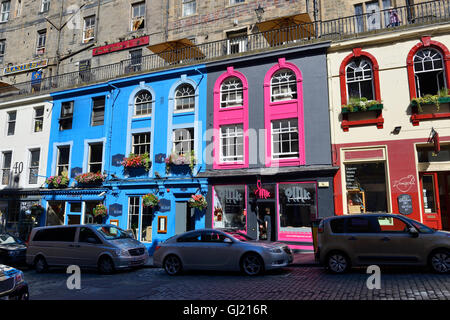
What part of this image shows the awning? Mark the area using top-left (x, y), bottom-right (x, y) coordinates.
top-left (147, 38), bottom-right (205, 64)
top-left (256, 13), bottom-right (314, 46)
top-left (0, 81), bottom-right (19, 94)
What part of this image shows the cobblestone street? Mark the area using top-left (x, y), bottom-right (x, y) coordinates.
top-left (22, 263), bottom-right (450, 301)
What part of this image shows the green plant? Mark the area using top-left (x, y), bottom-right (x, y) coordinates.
top-left (46, 171), bottom-right (69, 188)
top-left (188, 194), bottom-right (208, 210)
top-left (75, 172), bottom-right (106, 184)
top-left (121, 153), bottom-right (151, 171)
top-left (93, 204), bottom-right (107, 217)
top-left (411, 94), bottom-right (440, 112)
top-left (342, 97), bottom-right (382, 112)
top-left (142, 193), bottom-right (159, 207)
top-left (165, 150), bottom-right (196, 174)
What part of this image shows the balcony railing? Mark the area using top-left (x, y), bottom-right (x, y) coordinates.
top-left (1, 0), bottom-right (449, 100)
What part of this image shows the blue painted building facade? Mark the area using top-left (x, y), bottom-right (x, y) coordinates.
top-left (44, 65), bottom-right (208, 253)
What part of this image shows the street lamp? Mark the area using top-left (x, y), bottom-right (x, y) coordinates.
top-left (255, 4), bottom-right (265, 22)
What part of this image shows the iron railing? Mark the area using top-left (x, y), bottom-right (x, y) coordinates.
top-left (1, 0), bottom-right (449, 100)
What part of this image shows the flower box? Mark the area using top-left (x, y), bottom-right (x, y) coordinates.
top-left (410, 95), bottom-right (450, 111)
top-left (165, 151), bottom-right (196, 174)
top-left (121, 153), bottom-right (151, 171)
top-left (46, 172), bottom-right (69, 188)
top-left (341, 103), bottom-right (383, 113)
top-left (75, 172), bottom-right (106, 186)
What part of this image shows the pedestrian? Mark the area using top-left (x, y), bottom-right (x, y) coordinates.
top-left (264, 207), bottom-right (272, 241)
top-left (389, 9), bottom-right (400, 27)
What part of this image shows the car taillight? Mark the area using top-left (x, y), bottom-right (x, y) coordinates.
top-left (318, 227), bottom-right (324, 233)
top-left (154, 246), bottom-right (161, 251)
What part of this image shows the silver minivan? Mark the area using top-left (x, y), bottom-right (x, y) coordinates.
top-left (316, 214), bottom-right (450, 274)
top-left (26, 224), bottom-right (148, 274)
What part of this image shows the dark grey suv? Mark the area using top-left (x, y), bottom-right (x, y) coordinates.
top-left (316, 214), bottom-right (450, 274)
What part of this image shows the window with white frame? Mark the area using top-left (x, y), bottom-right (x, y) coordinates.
top-left (134, 90), bottom-right (152, 116)
top-left (271, 119), bottom-right (299, 159)
top-left (56, 145), bottom-right (70, 176)
top-left (132, 132), bottom-right (151, 155)
top-left (271, 69), bottom-right (297, 102)
top-left (129, 49), bottom-right (142, 72)
top-left (346, 58), bottom-right (374, 100)
top-left (220, 124), bottom-right (244, 162)
top-left (36, 29), bottom-right (46, 54)
top-left (173, 128), bottom-right (194, 155)
top-left (128, 196), bottom-right (140, 238)
top-left (220, 77), bottom-right (243, 108)
top-left (140, 205), bottom-right (153, 242)
top-left (6, 110), bottom-right (16, 136)
top-left (226, 29), bottom-right (247, 55)
top-left (230, 0), bottom-right (245, 4)
top-left (413, 48), bottom-right (446, 97)
top-left (83, 15), bottom-right (95, 43)
top-left (33, 106), bottom-right (44, 132)
top-left (0, 1), bottom-right (10, 22)
top-left (40, 0), bottom-right (50, 12)
top-left (91, 96), bottom-right (105, 126)
top-left (59, 101), bottom-right (73, 130)
top-left (88, 143), bottom-right (103, 173)
top-left (0, 39), bottom-right (5, 64)
top-left (174, 84), bottom-right (195, 112)
top-left (28, 149), bottom-right (40, 184)
top-left (1, 151), bottom-right (12, 185)
top-left (131, 1), bottom-right (145, 31)
top-left (182, 0), bottom-right (196, 17)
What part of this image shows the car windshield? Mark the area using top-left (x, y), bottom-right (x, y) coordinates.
top-left (0, 234), bottom-right (22, 245)
top-left (404, 217), bottom-right (435, 234)
top-left (95, 226), bottom-right (132, 240)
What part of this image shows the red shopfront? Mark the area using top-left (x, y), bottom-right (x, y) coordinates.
top-left (207, 172), bottom-right (336, 251)
top-left (333, 138), bottom-right (450, 232)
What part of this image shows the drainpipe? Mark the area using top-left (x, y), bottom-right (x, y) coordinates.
top-left (106, 82), bottom-right (121, 182)
top-left (55, 0), bottom-right (65, 76)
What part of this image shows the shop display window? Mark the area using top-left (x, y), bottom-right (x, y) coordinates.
top-left (345, 162), bottom-right (388, 213)
top-left (213, 185), bottom-right (246, 230)
top-left (278, 183), bottom-right (317, 232)
top-left (46, 201), bottom-right (65, 226)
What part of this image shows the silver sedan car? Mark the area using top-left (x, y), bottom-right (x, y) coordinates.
top-left (153, 229), bottom-right (293, 275)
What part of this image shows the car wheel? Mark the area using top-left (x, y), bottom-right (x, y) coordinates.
top-left (163, 255), bottom-right (182, 276)
top-left (429, 250), bottom-right (450, 274)
top-left (241, 253), bottom-right (264, 276)
top-left (34, 256), bottom-right (48, 273)
top-left (98, 256), bottom-right (115, 274)
top-left (327, 252), bottom-right (350, 274)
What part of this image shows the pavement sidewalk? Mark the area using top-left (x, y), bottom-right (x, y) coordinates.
top-left (144, 252), bottom-right (319, 268)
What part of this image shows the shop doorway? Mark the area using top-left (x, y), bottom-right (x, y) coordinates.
top-left (256, 202), bottom-right (276, 241)
top-left (419, 172), bottom-right (450, 231)
top-left (175, 202), bottom-right (195, 235)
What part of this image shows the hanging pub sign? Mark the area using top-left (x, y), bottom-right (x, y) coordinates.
top-left (4, 59), bottom-right (48, 75)
top-left (428, 128), bottom-right (440, 155)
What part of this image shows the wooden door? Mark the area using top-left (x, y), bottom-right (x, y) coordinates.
top-left (420, 172), bottom-right (442, 230)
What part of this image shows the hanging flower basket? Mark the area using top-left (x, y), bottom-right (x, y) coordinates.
top-left (46, 172), bottom-right (69, 188)
top-left (93, 204), bottom-right (107, 217)
top-left (121, 153), bottom-right (151, 171)
top-left (143, 193), bottom-right (159, 208)
top-left (214, 207), bottom-right (223, 221)
top-left (165, 151), bottom-right (196, 173)
top-left (75, 172), bottom-right (106, 186)
top-left (188, 194), bottom-right (208, 210)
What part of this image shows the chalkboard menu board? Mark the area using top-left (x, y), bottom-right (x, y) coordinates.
top-left (397, 194), bottom-right (413, 215)
top-left (345, 166), bottom-right (358, 189)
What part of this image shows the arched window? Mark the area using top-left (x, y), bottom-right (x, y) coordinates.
top-left (346, 58), bottom-right (374, 101)
top-left (134, 90), bottom-right (152, 116)
top-left (220, 77), bottom-right (243, 108)
top-left (174, 83), bottom-right (195, 112)
top-left (413, 48), bottom-right (446, 97)
top-left (270, 69), bottom-right (297, 102)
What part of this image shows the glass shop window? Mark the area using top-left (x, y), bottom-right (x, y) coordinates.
top-left (345, 162), bottom-right (388, 214)
top-left (213, 185), bottom-right (246, 231)
top-left (278, 183), bottom-right (317, 232)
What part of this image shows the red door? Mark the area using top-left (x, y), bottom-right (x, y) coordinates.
top-left (419, 173), bottom-right (442, 230)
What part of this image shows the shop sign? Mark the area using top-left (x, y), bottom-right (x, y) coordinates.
top-left (92, 36), bottom-right (150, 56)
top-left (218, 189), bottom-right (243, 204)
top-left (254, 180), bottom-right (271, 199)
top-left (284, 186), bottom-right (311, 203)
top-left (4, 59), bottom-right (48, 75)
top-left (158, 199), bottom-right (171, 212)
top-left (108, 203), bottom-right (123, 217)
top-left (397, 194), bottom-right (413, 215)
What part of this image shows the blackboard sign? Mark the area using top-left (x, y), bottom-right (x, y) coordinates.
top-left (345, 166), bottom-right (358, 189)
top-left (397, 194), bottom-right (413, 215)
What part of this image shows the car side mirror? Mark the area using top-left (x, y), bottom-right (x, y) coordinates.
top-left (409, 227), bottom-right (419, 238)
top-left (224, 238), bottom-right (233, 244)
